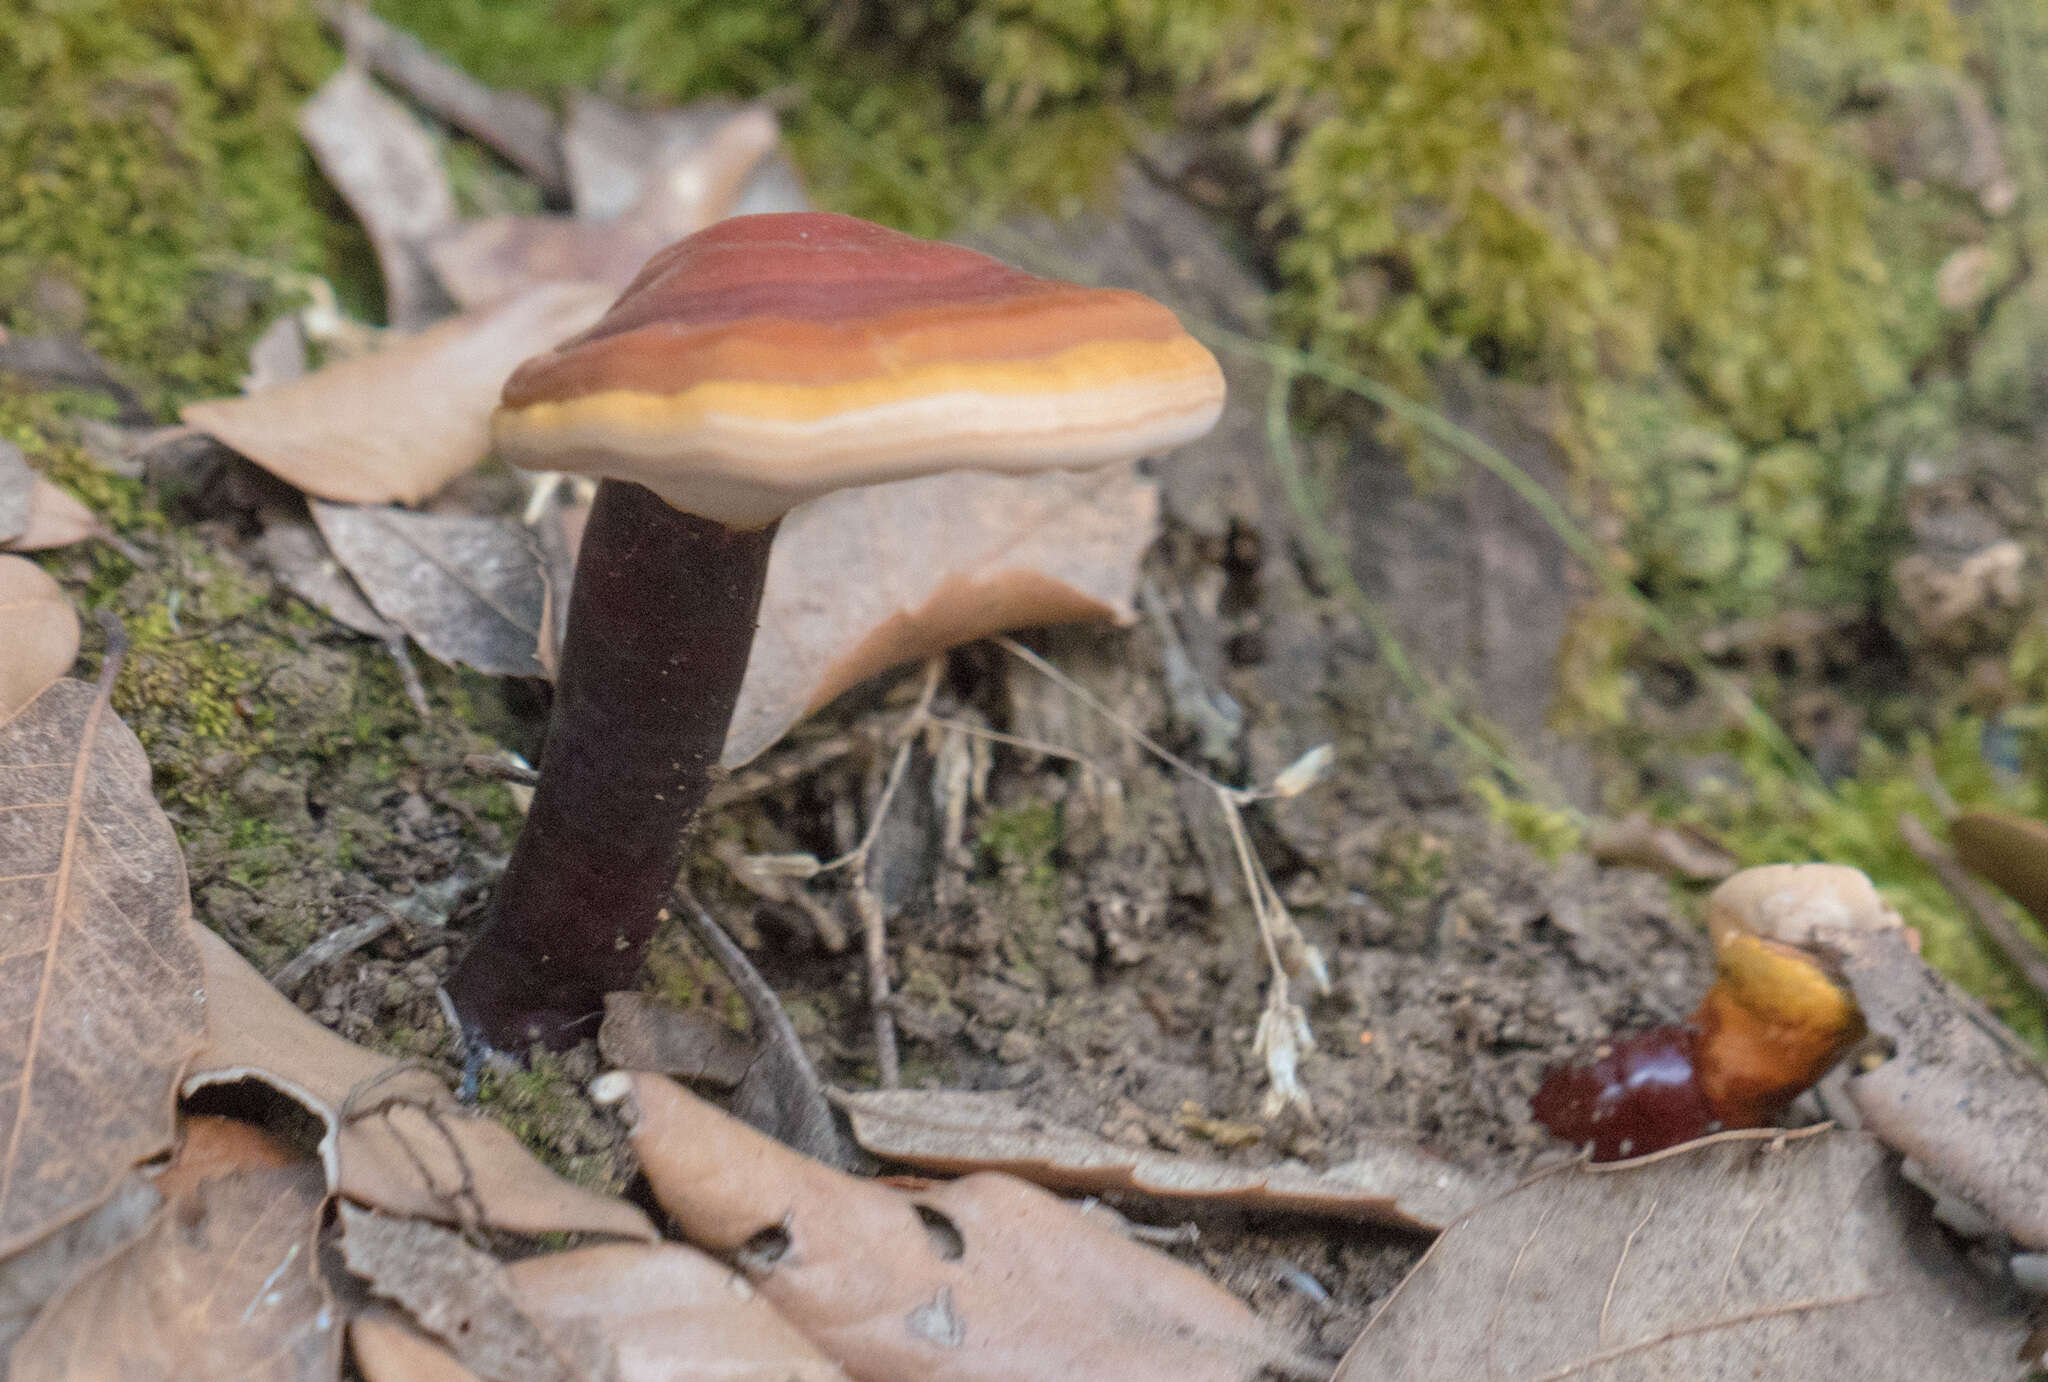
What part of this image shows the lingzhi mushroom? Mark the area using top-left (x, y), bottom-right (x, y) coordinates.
top-left (1532, 863), bottom-right (1902, 1160)
top-left (443, 212), bottom-right (1225, 1053)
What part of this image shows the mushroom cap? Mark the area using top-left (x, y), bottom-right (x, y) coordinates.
top-left (493, 213), bottom-right (1226, 527)
top-left (1704, 862), bottom-right (1904, 953)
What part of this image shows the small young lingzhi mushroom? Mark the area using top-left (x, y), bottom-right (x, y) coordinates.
top-left (1531, 863), bottom-right (1902, 1160)
top-left (444, 212), bottom-right (1225, 1053)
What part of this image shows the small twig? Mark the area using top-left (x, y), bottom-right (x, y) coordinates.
top-left (322, 3), bottom-right (568, 196)
top-left (924, 715), bottom-right (1100, 772)
top-left (1900, 813), bottom-right (2048, 1002)
top-left (1909, 752), bottom-right (1962, 822)
top-left (703, 726), bottom-right (875, 812)
top-left (674, 887), bottom-right (847, 1165)
top-left (996, 636), bottom-right (1214, 787)
top-left (94, 610), bottom-right (129, 695)
top-left (384, 634), bottom-right (430, 718)
top-left (92, 525), bottom-right (151, 569)
top-left (464, 752), bottom-right (538, 787)
top-left (824, 658), bottom-right (943, 1088)
top-left (269, 908), bottom-right (399, 991)
top-left (1136, 574), bottom-right (1241, 762)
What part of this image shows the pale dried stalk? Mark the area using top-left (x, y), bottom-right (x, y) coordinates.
top-left (993, 636), bottom-right (1331, 1115)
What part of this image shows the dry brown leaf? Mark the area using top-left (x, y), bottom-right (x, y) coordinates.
top-left (598, 993), bottom-right (755, 1089)
top-left (257, 517), bottom-right (401, 640)
top-left (340, 1206), bottom-right (608, 1382)
top-left (1588, 813), bottom-right (1738, 882)
top-left (599, 1072), bottom-right (1293, 1382)
top-left (1, 476), bottom-right (97, 553)
top-left (186, 925), bottom-right (654, 1242)
top-left (327, 465), bottom-right (1156, 769)
top-left (834, 1087), bottom-right (1481, 1231)
top-left (427, 105), bottom-right (780, 309)
top-left (300, 64), bottom-right (458, 331)
top-left (181, 282), bottom-right (611, 506)
top-left (1951, 808), bottom-right (2048, 929)
top-left (1840, 924), bottom-right (2048, 1248)
top-left (11, 1114), bottom-right (338, 1381)
top-left (352, 1310), bottom-right (486, 1382)
top-left (312, 501), bottom-right (547, 676)
top-left (724, 466), bottom-right (1158, 766)
top-left (563, 95), bottom-right (809, 223)
top-left (0, 556), bottom-right (78, 722)
top-left (0, 674), bottom-right (206, 1258)
top-left (1335, 1129), bottom-right (2029, 1380)
top-left (510, 1243), bottom-right (849, 1382)
top-left (349, 1214), bottom-right (851, 1382)
top-left (0, 1175), bottom-right (158, 1370)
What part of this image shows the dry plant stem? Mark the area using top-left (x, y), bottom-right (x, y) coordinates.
top-left (1900, 813), bottom-right (2048, 1001)
top-left (446, 479), bottom-right (777, 1051)
top-left (823, 657), bottom-right (942, 1088)
top-left (994, 635), bottom-right (1324, 1111)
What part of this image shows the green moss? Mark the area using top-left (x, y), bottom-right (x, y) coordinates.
top-left (1470, 777), bottom-right (1582, 862)
top-left (1372, 827), bottom-right (1451, 904)
top-left (472, 1052), bottom-right (623, 1190)
top-left (978, 800), bottom-right (1062, 905)
top-left (115, 590), bottom-right (265, 766)
top-left (976, 799), bottom-right (1072, 982)
top-left (0, 0), bottom-right (339, 405)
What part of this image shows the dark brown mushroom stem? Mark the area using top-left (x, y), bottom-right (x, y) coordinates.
top-left (444, 478), bottom-right (777, 1053)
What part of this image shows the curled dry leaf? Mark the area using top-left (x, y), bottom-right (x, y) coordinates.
top-left (346, 1214), bottom-right (850, 1382)
top-left (0, 556), bottom-right (78, 722)
top-left (11, 1113), bottom-right (338, 1381)
top-left (1335, 1130), bottom-right (2029, 1381)
top-left (1587, 812), bottom-right (1737, 882)
top-left (181, 282), bottom-right (611, 507)
top-left (834, 1087), bottom-right (1482, 1231)
top-left (311, 501), bottom-right (547, 677)
top-left (429, 105), bottom-right (781, 309)
top-left (1839, 924), bottom-right (2048, 1248)
top-left (1950, 808), bottom-right (2048, 930)
top-left (299, 64), bottom-right (458, 331)
top-left (597, 1072), bottom-right (1294, 1382)
top-left (0, 674), bottom-right (206, 1259)
top-left (725, 466), bottom-right (1158, 766)
top-left (186, 925), bottom-right (653, 1242)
